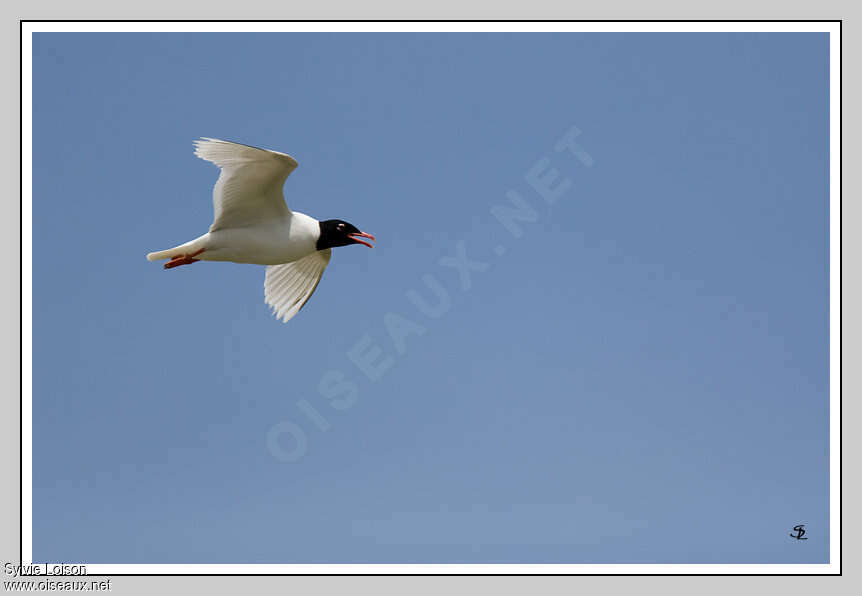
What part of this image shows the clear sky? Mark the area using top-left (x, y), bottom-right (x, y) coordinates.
top-left (31, 32), bottom-right (830, 564)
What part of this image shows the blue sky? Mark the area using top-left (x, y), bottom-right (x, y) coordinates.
top-left (31, 32), bottom-right (830, 564)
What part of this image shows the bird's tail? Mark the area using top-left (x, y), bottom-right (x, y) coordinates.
top-left (146, 238), bottom-right (204, 261)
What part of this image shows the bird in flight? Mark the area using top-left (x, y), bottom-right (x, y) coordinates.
top-left (147, 138), bottom-right (375, 323)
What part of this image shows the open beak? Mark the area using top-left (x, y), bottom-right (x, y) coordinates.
top-left (348, 231), bottom-right (376, 248)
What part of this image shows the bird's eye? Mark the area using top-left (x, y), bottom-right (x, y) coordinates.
top-left (337, 224), bottom-right (344, 230)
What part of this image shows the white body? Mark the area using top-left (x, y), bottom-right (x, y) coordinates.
top-left (169, 211), bottom-right (320, 265)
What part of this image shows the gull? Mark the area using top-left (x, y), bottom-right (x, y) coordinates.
top-left (146, 138), bottom-right (375, 323)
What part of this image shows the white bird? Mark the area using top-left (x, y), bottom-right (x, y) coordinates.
top-left (147, 138), bottom-right (375, 323)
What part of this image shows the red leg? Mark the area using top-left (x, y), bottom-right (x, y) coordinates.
top-left (164, 248), bottom-right (206, 269)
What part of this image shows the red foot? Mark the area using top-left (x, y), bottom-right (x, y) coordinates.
top-left (164, 248), bottom-right (205, 269)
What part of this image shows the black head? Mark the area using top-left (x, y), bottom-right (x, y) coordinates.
top-left (317, 219), bottom-right (376, 250)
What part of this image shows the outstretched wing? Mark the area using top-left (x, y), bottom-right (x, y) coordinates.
top-left (264, 249), bottom-right (332, 323)
top-left (193, 138), bottom-right (298, 232)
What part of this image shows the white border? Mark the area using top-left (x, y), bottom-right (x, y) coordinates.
top-left (22, 23), bottom-right (33, 570)
top-left (21, 20), bottom-right (841, 576)
top-left (828, 19), bottom-right (841, 579)
top-left (22, 22), bottom-right (839, 33)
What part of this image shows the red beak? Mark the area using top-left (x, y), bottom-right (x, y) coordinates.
top-left (348, 231), bottom-right (376, 248)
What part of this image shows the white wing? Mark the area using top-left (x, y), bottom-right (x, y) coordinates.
top-left (264, 249), bottom-right (332, 323)
top-left (193, 138), bottom-right (298, 232)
